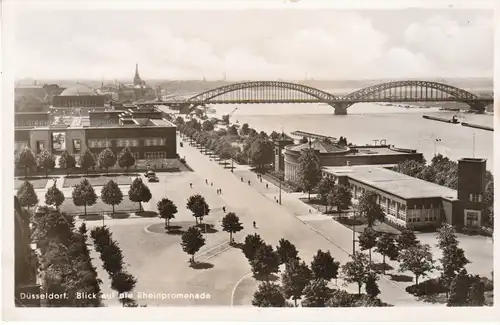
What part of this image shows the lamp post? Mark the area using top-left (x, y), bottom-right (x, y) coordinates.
top-left (276, 171), bottom-right (284, 205)
top-left (433, 138), bottom-right (442, 156)
top-left (351, 204), bottom-right (358, 256)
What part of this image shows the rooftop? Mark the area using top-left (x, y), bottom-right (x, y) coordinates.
top-left (59, 84), bottom-right (100, 96)
top-left (288, 139), bottom-right (348, 153)
top-left (323, 165), bottom-right (457, 200)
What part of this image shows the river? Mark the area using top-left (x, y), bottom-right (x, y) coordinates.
top-left (207, 102), bottom-right (494, 171)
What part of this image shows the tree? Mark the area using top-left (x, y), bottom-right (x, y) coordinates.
top-left (364, 274), bottom-right (380, 298)
top-left (59, 150), bottom-right (76, 175)
top-left (281, 258), bottom-right (312, 306)
top-left (221, 212), bottom-right (244, 243)
top-left (242, 233), bottom-right (265, 261)
top-left (270, 131), bottom-right (280, 141)
top-left (111, 271), bottom-right (137, 296)
top-left (240, 123), bottom-right (250, 136)
top-left (157, 198), bottom-right (178, 229)
top-left (315, 177), bottom-right (336, 211)
top-left (175, 116), bottom-right (185, 125)
top-left (45, 182), bottom-right (65, 210)
top-left (249, 138), bottom-right (274, 169)
top-left (72, 178), bottom-right (97, 216)
top-left (358, 227), bottom-right (378, 263)
top-left (36, 149), bottom-right (56, 177)
top-left (17, 181), bottom-right (39, 209)
top-left (250, 244), bottom-right (280, 281)
top-left (396, 228), bottom-right (419, 251)
top-left (357, 191), bottom-right (385, 227)
top-left (327, 184), bottom-right (352, 215)
top-left (202, 120), bottom-right (214, 132)
top-left (301, 278), bottom-right (334, 307)
top-left (117, 147), bottom-right (136, 171)
top-left (79, 149), bottom-right (96, 176)
top-left (186, 194), bottom-right (210, 224)
top-left (341, 252), bottom-right (373, 294)
top-left (436, 224), bottom-right (458, 251)
top-left (310, 249), bottom-right (340, 282)
top-left (128, 178), bottom-right (152, 212)
top-left (252, 282), bottom-right (286, 307)
top-left (374, 233), bottom-right (399, 274)
top-left (227, 125), bottom-right (238, 136)
top-left (98, 148), bottom-right (117, 174)
top-left (180, 226), bottom-right (206, 263)
top-left (297, 148), bottom-right (322, 200)
top-left (101, 180), bottom-right (123, 214)
top-left (398, 244), bottom-right (434, 285)
top-left (467, 275), bottom-right (486, 306)
top-left (439, 244), bottom-right (469, 294)
top-left (276, 238), bottom-right (299, 264)
top-left (447, 269), bottom-right (470, 306)
top-left (15, 147), bottom-right (36, 178)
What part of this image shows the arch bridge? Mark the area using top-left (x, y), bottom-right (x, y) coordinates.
top-left (145, 80), bottom-right (493, 115)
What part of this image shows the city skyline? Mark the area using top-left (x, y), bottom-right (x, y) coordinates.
top-left (13, 8), bottom-right (493, 80)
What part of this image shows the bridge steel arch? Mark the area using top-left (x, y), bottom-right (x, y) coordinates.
top-left (185, 81), bottom-right (338, 104)
top-left (339, 80), bottom-right (481, 111)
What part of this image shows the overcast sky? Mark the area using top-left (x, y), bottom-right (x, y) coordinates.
top-left (13, 9), bottom-right (493, 80)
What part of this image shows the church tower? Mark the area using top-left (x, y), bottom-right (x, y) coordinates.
top-left (133, 63), bottom-right (142, 86)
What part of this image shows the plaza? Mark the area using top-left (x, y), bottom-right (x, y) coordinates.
top-left (21, 129), bottom-right (492, 307)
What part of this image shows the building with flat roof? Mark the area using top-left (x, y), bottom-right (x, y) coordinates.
top-left (323, 160), bottom-right (486, 230)
top-left (14, 106), bottom-right (177, 161)
top-left (51, 84), bottom-right (107, 115)
top-left (282, 137), bottom-right (424, 183)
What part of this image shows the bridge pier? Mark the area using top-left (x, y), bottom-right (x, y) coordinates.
top-left (333, 102), bottom-right (348, 115)
top-left (468, 102), bottom-right (487, 114)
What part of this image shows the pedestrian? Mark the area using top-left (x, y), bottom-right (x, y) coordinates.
top-left (266, 184), bottom-right (269, 189)
top-left (309, 209), bottom-right (311, 213)
top-left (241, 177), bottom-right (243, 182)
top-left (253, 221), bottom-right (256, 228)
top-left (248, 180), bottom-right (251, 185)
top-left (211, 182), bottom-right (213, 186)
top-left (220, 189), bottom-right (222, 194)
top-left (222, 206), bottom-right (226, 213)
top-left (260, 178), bottom-right (262, 183)
top-left (190, 182), bottom-right (193, 188)
top-left (205, 179), bottom-right (208, 184)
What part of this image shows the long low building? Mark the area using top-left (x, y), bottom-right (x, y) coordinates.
top-left (323, 158), bottom-right (486, 230)
top-left (282, 138), bottom-right (424, 183)
top-left (15, 108), bottom-right (177, 161)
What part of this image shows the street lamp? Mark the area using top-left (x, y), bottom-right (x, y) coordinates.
top-left (276, 171), bottom-right (284, 205)
top-left (433, 138), bottom-right (442, 156)
top-left (351, 204), bottom-right (359, 256)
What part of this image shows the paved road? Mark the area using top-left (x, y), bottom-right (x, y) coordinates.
top-left (178, 133), bottom-right (427, 306)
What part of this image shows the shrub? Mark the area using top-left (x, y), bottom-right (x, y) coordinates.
top-left (405, 278), bottom-right (448, 296)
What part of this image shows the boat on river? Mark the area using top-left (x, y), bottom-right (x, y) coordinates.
top-left (422, 115), bottom-right (460, 124)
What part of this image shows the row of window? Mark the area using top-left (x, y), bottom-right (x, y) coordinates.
top-left (144, 138), bottom-right (166, 146)
top-left (90, 119), bottom-right (119, 126)
top-left (470, 194), bottom-right (482, 203)
top-left (144, 151), bottom-right (166, 159)
top-left (15, 120), bottom-right (48, 127)
top-left (88, 138), bottom-right (167, 148)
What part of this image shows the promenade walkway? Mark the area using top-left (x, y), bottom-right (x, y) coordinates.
top-left (177, 133), bottom-right (428, 306)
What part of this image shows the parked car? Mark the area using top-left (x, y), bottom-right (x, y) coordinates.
top-left (144, 170), bottom-right (156, 178)
top-left (148, 175), bottom-right (159, 183)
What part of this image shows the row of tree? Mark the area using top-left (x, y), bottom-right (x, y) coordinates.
top-left (90, 225), bottom-right (139, 306)
top-left (15, 146), bottom-right (137, 178)
top-left (16, 176), bottom-right (152, 215)
top-left (246, 235), bottom-right (385, 307)
top-left (30, 206), bottom-right (102, 306)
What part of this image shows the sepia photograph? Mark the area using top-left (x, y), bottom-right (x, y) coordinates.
top-left (2, 0), bottom-right (498, 322)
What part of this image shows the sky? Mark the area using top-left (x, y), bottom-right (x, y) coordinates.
top-left (12, 8), bottom-right (494, 80)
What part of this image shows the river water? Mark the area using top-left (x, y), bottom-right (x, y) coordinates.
top-left (208, 102), bottom-right (494, 171)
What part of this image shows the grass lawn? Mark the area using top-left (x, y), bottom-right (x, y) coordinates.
top-left (60, 196), bottom-right (139, 215)
top-left (15, 177), bottom-right (49, 190)
top-left (63, 175), bottom-right (133, 188)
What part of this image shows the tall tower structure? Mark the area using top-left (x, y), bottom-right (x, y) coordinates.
top-left (133, 63), bottom-right (142, 86)
top-left (457, 158), bottom-right (486, 228)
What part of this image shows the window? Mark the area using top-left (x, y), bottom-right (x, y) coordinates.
top-left (145, 151), bottom-right (166, 159)
top-left (388, 200), bottom-right (396, 216)
top-left (469, 194), bottom-right (482, 203)
top-left (73, 139), bottom-right (81, 153)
